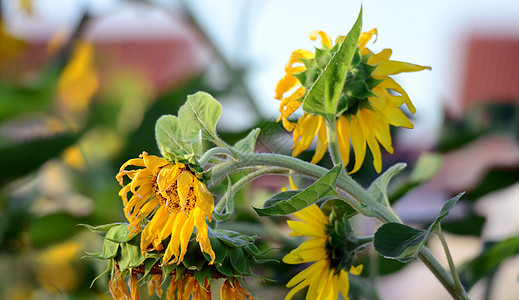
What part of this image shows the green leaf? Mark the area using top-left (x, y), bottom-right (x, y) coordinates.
top-left (212, 229), bottom-right (250, 248)
top-left (213, 177), bottom-right (235, 221)
top-left (155, 115), bottom-right (194, 158)
top-left (374, 193), bottom-right (464, 262)
top-left (178, 92), bottom-right (222, 145)
top-left (117, 235), bottom-right (144, 271)
top-left (302, 8), bottom-right (363, 122)
top-left (409, 153), bottom-right (443, 184)
top-left (233, 128), bottom-right (260, 154)
top-left (459, 236), bottom-right (519, 290)
top-left (254, 164), bottom-right (343, 216)
top-left (229, 247), bottom-right (247, 274)
top-left (368, 163), bottom-right (407, 205)
top-left (79, 223), bottom-right (126, 233)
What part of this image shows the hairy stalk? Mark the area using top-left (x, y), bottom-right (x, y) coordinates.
top-left (326, 121), bottom-right (342, 166)
top-left (209, 152), bottom-right (469, 299)
top-left (199, 147), bottom-right (236, 166)
top-left (230, 167), bottom-right (292, 196)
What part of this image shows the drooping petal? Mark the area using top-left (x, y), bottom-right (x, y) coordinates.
top-left (310, 118), bottom-right (328, 164)
top-left (348, 117), bottom-right (367, 173)
top-left (373, 60), bottom-right (431, 76)
top-left (309, 30), bottom-right (333, 48)
top-left (337, 116), bottom-right (351, 167)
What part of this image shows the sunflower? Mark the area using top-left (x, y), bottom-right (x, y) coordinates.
top-left (275, 29), bottom-right (430, 173)
top-left (220, 278), bottom-right (255, 300)
top-left (283, 204), bottom-right (362, 300)
top-left (116, 151), bottom-right (215, 265)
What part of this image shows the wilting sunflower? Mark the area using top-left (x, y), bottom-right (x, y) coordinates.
top-left (117, 151), bottom-right (215, 265)
top-left (220, 278), bottom-right (255, 300)
top-left (283, 204), bottom-right (362, 300)
top-left (275, 29), bottom-right (430, 173)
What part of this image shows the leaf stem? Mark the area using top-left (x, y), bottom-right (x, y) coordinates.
top-left (437, 224), bottom-right (467, 299)
top-left (230, 167), bottom-right (292, 196)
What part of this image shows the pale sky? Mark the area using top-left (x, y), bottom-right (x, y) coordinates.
top-left (4, 0), bottom-right (519, 148)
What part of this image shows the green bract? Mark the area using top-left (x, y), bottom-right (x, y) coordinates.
top-left (85, 222), bottom-right (272, 289)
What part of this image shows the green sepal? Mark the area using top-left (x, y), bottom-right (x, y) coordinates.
top-left (254, 164), bottom-right (342, 216)
top-left (79, 223), bottom-right (126, 233)
top-left (321, 198), bottom-right (358, 220)
top-left (182, 240), bottom-right (207, 271)
top-left (117, 235), bottom-right (144, 271)
top-left (374, 193), bottom-right (464, 263)
top-left (194, 264), bottom-right (215, 286)
top-left (302, 8), bottom-right (363, 122)
top-left (161, 264), bottom-right (178, 285)
top-left (142, 257), bottom-right (160, 279)
top-left (314, 47), bottom-right (333, 69)
top-left (89, 259), bottom-right (113, 288)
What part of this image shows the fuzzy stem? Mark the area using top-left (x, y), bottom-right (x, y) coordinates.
top-left (326, 121), bottom-right (342, 166)
top-left (209, 152), bottom-right (468, 298)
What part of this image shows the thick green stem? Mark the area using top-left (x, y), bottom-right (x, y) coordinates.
top-left (326, 121), bottom-right (342, 166)
top-left (209, 152), bottom-right (468, 299)
top-left (230, 167), bottom-right (292, 196)
top-left (199, 147), bottom-right (236, 166)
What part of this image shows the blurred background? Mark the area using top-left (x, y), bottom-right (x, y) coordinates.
top-left (0, 0), bottom-right (518, 299)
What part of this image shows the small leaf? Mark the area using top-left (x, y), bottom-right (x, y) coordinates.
top-left (302, 8), bottom-right (363, 122)
top-left (409, 153), bottom-right (443, 184)
top-left (79, 223), bottom-right (126, 232)
top-left (374, 193), bottom-right (464, 262)
top-left (117, 236), bottom-right (145, 271)
top-left (178, 92), bottom-right (222, 145)
top-left (254, 164), bottom-right (342, 216)
top-left (229, 247), bottom-right (247, 274)
top-left (368, 163), bottom-right (406, 205)
top-left (234, 128), bottom-right (260, 154)
top-left (321, 198), bottom-right (358, 219)
top-left (212, 229), bottom-right (249, 248)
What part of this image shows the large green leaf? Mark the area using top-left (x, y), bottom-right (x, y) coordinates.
top-left (302, 8), bottom-right (363, 122)
top-left (178, 92), bottom-right (222, 144)
top-left (374, 193), bottom-right (464, 263)
top-left (254, 164), bottom-right (342, 216)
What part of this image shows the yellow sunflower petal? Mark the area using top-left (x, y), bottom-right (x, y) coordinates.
top-left (306, 260), bottom-right (330, 299)
top-left (293, 204), bottom-right (329, 228)
top-left (292, 115), bottom-right (321, 157)
top-left (337, 116), bottom-right (351, 167)
top-left (310, 118), bottom-right (328, 164)
top-left (286, 259), bottom-right (326, 288)
top-left (373, 60), bottom-right (431, 76)
top-left (338, 269), bottom-right (351, 300)
top-left (358, 28), bottom-right (377, 49)
top-left (282, 237), bottom-right (327, 264)
top-left (287, 220), bottom-right (326, 238)
top-left (309, 30), bottom-right (333, 48)
top-left (193, 207), bottom-right (215, 264)
top-left (177, 215), bottom-right (196, 263)
top-left (367, 48), bottom-right (392, 65)
top-left (348, 117), bottom-right (367, 173)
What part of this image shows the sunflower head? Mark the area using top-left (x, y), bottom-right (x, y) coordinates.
top-left (276, 29), bottom-right (430, 173)
top-left (116, 151), bottom-right (215, 265)
top-left (282, 204), bottom-right (364, 299)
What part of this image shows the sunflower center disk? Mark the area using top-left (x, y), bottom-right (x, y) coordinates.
top-left (155, 167), bottom-right (197, 215)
